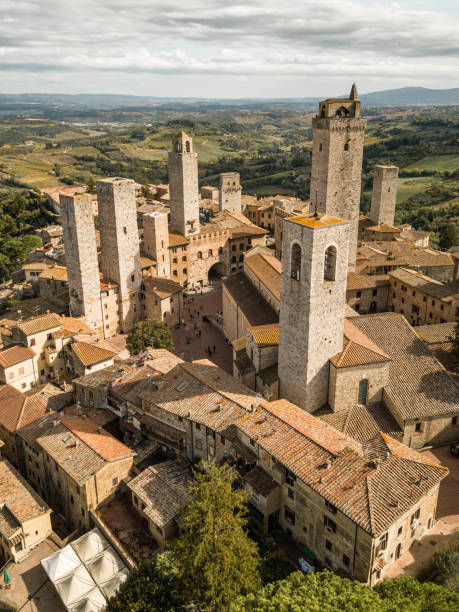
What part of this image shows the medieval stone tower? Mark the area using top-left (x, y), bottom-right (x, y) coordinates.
top-left (369, 165), bottom-right (399, 226)
top-left (278, 213), bottom-right (349, 412)
top-left (143, 211), bottom-right (171, 278)
top-left (168, 133), bottom-right (200, 237)
top-left (219, 172), bottom-right (242, 213)
top-left (310, 83), bottom-right (366, 270)
top-left (97, 178), bottom-right (141, 332)
top-left (60, 193), bottom-right (103, 334)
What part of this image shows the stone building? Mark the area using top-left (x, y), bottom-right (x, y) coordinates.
top-left (168, 132), bottom-right (200, 237)
top-left (143, 212), bottom-right (171, 278)
top-left (38, 266), bottom-right (69, 302)
top-left (17, 413), bottom-right (134, 530)
top-left (97, 178), bottom-right (142, 332)
top-left (143, 276), bottom-right (183, 328)
top-left (0, 345), bottom-right (37, 391)
top-left (369, 165), bottom-right (399, 227)
top-left (219, 172), bottom-right (242, 213)
top-left (310, 84), bottom-right (366, 269)
top-left (60, 193), bottom-right (103, 335)
top-left (277, 213), bottom-right (349, 412)
top-left (389, 267), bottom-right (459, 326)
top-left (346, 273), bottom-right (390, 314)
top-left (0, 457), bottom-right (52, 563)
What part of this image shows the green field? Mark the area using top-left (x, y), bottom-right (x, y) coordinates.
top-left (396, 177), bottom-right (437, 203)
top-left (405, 155), bottom-right (459, 172)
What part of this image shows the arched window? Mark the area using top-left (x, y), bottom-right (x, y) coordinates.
top-left (208, 249), bottom-right (213, 257)
top-left (186, 141), bottom-right (191, 153)
top-left (358, 379), bottom-right (368, 405)
top-left (197, 251), bottom-right (202, 259)
top-left (291, 243), bottom-right (301, 281)
top-left (335, 106), bottom-right (349, 118)
top-left (324, 246), bottom-right (337, 282)
top-left (218, 247), bottom-right (223, 254)
top-left (344, 142), bottom-right (349, 151)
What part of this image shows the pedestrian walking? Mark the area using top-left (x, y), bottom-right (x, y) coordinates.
top-left (198, 329), bottom-right (202, 337)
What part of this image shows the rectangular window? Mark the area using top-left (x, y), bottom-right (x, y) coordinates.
top-left (325, 539), bottom-right (332, 551)
top-left (324, 516), bottom-right (337, 533)
top-left (325, 500), bottom-right (338, 514)
top-left (112, 477), bottom-right (118, 487)
top-left (379, 532), bottom-right (388, 551)
top-left (284, 507), bottom-right (295, 525)
top-left (343, 554), bottom-right (350, 568)
top-left (285, 469), bottom-right (296, 486)
top-left (453, 416), bottom-right (458, 425)
top-left (415, 422), bottom-right (422, 432)
top-left (287, 488), bottom-right (294, 500)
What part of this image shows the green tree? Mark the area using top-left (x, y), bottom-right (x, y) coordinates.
top-left (231, 571), bottom-right (382, 612)
top-left (432, 544), bottom-right (459, 592)
top-left (126, 319), bottom-right (174, 355)
top-left (439, 223), bottom-right (458, 250)
top-left (172, 461), bottom-right (261, 611)
top-left (375, 576), bottom-right (459, 612)
top-left (450, 321), bottom-right (459, 361)
top-left (105, 553), bottom-right (182, 612)
top-left (141, 183), bottom-right (153, 198)
top-left (86, 177), bottom-right (96, 194)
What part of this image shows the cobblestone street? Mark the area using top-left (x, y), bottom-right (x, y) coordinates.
top-left (171, 285), bottom-right (232, 374)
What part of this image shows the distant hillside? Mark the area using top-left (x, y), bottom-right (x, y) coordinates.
top-left (359, 87), bottom-right (459, 107)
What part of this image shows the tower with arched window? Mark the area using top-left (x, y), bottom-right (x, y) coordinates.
top-left (278, 212), bottom-right (350, 413)
top-left (310, 83), bottom-right (366, 271)
top-left (168, 132), bottom-right (200, 237)
top-left (219, 172), bottom-right (242, 213)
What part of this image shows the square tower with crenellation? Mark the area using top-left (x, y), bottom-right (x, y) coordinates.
top-left (277, 213), bottom-right (349, 412)
top-left (60, 193), bottom-right (103, 334)
top-left (168, 133), bottom-right (200, 237)
top-left (97, 177), bottom-right (142, 332)
top-left (369, 165), bottom-right (399, 226)
top-left (219, 172), bottom-right (242, 213)
top-left (143, 211), bottom-right (171, 278)
top-left (310, 83), bottom-right (366, 270)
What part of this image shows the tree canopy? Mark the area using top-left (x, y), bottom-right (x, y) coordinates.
top-left (125, 319), bottom-right (174, 355)
top-left (171, 460), bottom-right (261, 611)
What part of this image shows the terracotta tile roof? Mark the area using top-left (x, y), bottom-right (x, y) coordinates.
top-left (71, 342), bottom-right (116, 367)
top-left (352, 313), bottom-right (459, 420)
top-left (415, 323), bottom-right (456, 346)
top-left (16, 312), bottom-right (61, 336)
top-left (366, 224), bottom-right (401, 233)
top-left (0, 345), bottom-right (35, 368)
top-left (38, 266), bottom-right (68, 281)
top-left (168, 232), bottom-right (189, 247)
top-left (110, 365), bottom-right (159, 408)
top-left (359, 241), bottom-right (453, 269)
top-left (379, 434), bottom-right (447, 470)
top-left (243, 465), bottom-right (278, 497)
top-left (144, 276), bottom-right (182, 299)
top-left (389, 268), bottom-right (459, 301)
top-left (22, 262), bottom-right (49, 271)
top-left (345, 304), bottom-right (359, 317)
top-left (316, 404), bottom-right (403, 443)
top-left (25, 383), bottom-right (73, 412)
top-left (127, 460), bottom-right (190, 527)
top-left (144, 349), bottom-right (184, 374)
top-left (60, 317), bottom-right (92, 335)
top-left (0, 384), bottom-right (46, 432)
top-left (140, 256), bottom-right (156, 269)
top-left (245, 253), bottom-right (281, 302)
top-left (60, 417), bottom-right (134, 462)
top-left (248, 323), bottom-right (279, 347)
top-left (235, 401), bottom-right (447, 536)
top-left (232, 336), bottom-right (247, 352)
top-left (330, 319), bottom-right (391, 368)
top-left (223, 272), bottom-right (278, 328)
top-left (346, 273), bottom-right (390, 291)
top-left (0, 458), bottom-right (49, 537)
top-left (73, 364), bottom-right (133, 390)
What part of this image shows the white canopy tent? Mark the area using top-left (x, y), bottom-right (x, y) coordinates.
top-left (55, 564), bottom-right (96, 607)
top-left (68, 587), bottom-right (107, 612)
top-left (41, 544), bottom-right (81, 582)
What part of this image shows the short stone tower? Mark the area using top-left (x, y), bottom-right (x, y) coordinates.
top-left (97, 178), bottom-right (141, 332)
top-left (143, 211), bottom-right (170, 278)
top-left (278, 213), bottom-right (349, 412)
top-left (219, 172), bottom-right (242, 213)
top-left (310, 83), bottom-right (366, 270)
top-left (60, 193), bottom-right (103, 334)
top-left (168, 133), bottom-right (200, 237)
top-left (369, 165), bottom-right (399, 226)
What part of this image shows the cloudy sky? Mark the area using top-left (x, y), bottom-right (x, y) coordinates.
top-left (2, 0), bottom-right (459, 97)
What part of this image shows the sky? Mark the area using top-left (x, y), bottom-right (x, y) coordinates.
top-left (2, 0), bottom-right (459, 98)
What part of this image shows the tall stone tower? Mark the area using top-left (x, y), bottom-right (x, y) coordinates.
top-left (97, 178), bottom-right (142, 332)
top-left (310, 83), bottom-right (366, 270)
top-left (168, 133), bottom-right (200, 237)
top-left (219, 172), bottom-right (242, 213)
top-left (60, 193), bottom-right (103, 334)
top-left (143, 211), bottom-right (171, 278)
top-left (369, 165), bottom-right (399, 226)
top-left (278, 213), bottom-right (349, 413)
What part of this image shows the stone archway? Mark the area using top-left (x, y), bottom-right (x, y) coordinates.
top-left (208, 262), bottom-right (226, 281)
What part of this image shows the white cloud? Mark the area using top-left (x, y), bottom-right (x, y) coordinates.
top-left (1, 0), bottom-right (459, 95)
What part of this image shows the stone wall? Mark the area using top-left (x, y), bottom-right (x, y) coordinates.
top-left (168, 135), bottom-right (200, 237)
top-left (369, 165), bottom-right (399, 226)
top-left (60, 194), bottom-right (103, 334)
top-left (346, 285), bottom-right (390, 315)
top-left (328, 361), bottom-right (390, 412)
top-left (143, 212), bottom-right (171, 278)
top-left (219, 172), bottom-right (242, 213)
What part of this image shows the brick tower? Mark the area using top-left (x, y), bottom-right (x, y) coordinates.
top-left (277, 213), bottom-right (349, 412)
top-left (219, 172), bottom-right (242, 213)
top-left (168, 133), bottom-right (200, 237)
top-left (310, 83), bottom-right (366, 270)
top-left (60, 193), bottom-right (103, 334)
top-left (369, 165), bottom-right (399, 226)
top-left (97, 178), bottom-right (141, 332)
top-left (143, 211), bottom-right (171, 278)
